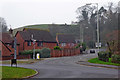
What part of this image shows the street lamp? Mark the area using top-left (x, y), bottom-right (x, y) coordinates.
top-left (31, 34), bottom-right (36, 59)
top-left (86, 3), bottom-right (99, 52)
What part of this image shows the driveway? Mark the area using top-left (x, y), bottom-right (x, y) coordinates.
top-left (2, 49), bottom-right (119, 78)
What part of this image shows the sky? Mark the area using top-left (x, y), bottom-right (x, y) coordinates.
top-left (0, 0), bottom-right (119, 29)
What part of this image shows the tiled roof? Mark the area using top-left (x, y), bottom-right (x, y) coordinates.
top-left (57, 34), bottom-right (76, 43)
top-left (19, 28), bottom-right (57, 42)
top-left (0, 33), bottom-right (13, 43)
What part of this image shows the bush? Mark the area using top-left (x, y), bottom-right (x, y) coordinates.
top-left (20, 49), bottom-right (41, 58)
top-left (75, 42), bottom-right (86, 52)
top-left (98, 51), bottom-right (109, 62)
top-left (41, 48), bottom-right (51, 58)
top-left (54, 46), bottom-right (61, 50)
top-left (21, 49), bottom-right (41, 55)
top-left (20, 50), bottom-right (33, 55)
top-left (75, 43), bottom-right (80, 49)
top-left (111, 54), bottom-right (120, 63)
top-left (108, 51), bottom-right (112, 58)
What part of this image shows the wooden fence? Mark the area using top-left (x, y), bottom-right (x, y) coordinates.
top-left (51, 48), bottom-right (80, 57)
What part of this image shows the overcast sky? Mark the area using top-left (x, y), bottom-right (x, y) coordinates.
top-left (0, 0), bottom-right (119, 29)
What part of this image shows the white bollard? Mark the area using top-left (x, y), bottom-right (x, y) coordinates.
top-left (36, 53), bottom-right (40, 59)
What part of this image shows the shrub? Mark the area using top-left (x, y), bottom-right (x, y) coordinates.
top-left (75, 45), bottom-right (79, 49)
top-left (20, 50), bottom-right (33, 55)
top-left (35, 49), bottom-right (41, 54)
top-left (54, 46), bottom-right (61, 50)
top-left (21, 49), bottom-right (41, 55)
top-left (75, 42), bottom-right (86, 52)
top-left (75, 43), bottom-right (80, 49)
top-left (41, 48), bottom-right (51, 58)
top-left (108, 51), bottom-right (112, 58)
top-left (20, 49), bottom-right (41, 58)
top-left (111, 54), bottom-right (120, 63)
top-left (98, 51), bottom-right (109, 62)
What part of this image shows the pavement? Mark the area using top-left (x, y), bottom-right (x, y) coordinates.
top-left (1, 49), bottom-right (120, 78)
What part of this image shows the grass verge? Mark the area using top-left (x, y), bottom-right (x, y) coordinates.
top-left (88, 58), bottom-right (120, 66)
top-left (1, 66), bottom-right (37, 78)
top-left (1, 59), bottom-right (44, 64)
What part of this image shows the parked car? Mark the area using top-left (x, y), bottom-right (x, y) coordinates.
top-left (90, 49), bottom-right (95, 53)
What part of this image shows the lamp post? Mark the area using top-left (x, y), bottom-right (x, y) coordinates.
top-left (86, 3), bottom-right (99, 52)
top-left (31, 34), bottom-right (36, 59)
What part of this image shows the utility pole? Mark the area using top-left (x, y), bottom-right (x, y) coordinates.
top-left (14, 37), bottom-right (17, 59)
top-left (86, 3), bottom-right (99, 52)
top-left (96, 3), bottom-right (100, 52)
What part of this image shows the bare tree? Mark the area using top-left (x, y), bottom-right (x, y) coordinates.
top-left (0, 17), bottom-right (7, 32)
top-left (76, 4), bottom-right (96, 22)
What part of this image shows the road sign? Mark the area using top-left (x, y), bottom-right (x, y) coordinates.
top-left (95, 42), bottom-right (101, 47)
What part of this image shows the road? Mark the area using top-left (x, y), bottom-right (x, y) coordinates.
top-left (2, 49), bottom-right (119, 78)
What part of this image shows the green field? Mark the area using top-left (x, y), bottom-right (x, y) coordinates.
top-left (1, 66), bottom-right (36, 78)
top-left (88, 58), bottom-right (120, 66)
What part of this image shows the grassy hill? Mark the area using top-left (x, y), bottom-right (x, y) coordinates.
top-left (13, 24), bottom-right (80, 39)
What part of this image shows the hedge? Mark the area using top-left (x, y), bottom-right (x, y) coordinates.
top-left (20, 48), bottom-right (51, 58)
top-left (111, 54), bottom-right (120, 63)
top-left (54, 46), bottom-right (61, 50)
top-left (98, 51), bottom-right (109, 62)
top-left (40, 48), bottom-right (51, 58)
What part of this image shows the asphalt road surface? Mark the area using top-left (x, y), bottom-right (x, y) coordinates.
top-left (2, 49), bottom-right (119, 78)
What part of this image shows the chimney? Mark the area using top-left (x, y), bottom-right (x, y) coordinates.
top-left (9, 28), bottom-right (13, 35)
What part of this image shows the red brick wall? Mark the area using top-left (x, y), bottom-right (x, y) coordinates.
top-left (24, 42), bottom-right (56, 50)
top-left (7, 45), bottom-right (19, 55)
top-left (1, 43), bottom-right (12, 56)
top-left (0, 41), bottom-right (19, 56)
top-left (16, 32), bottom-right (24, 51)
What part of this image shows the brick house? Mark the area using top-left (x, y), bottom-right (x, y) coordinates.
top-left (15, 28), bottom-right (57, 52)
top-left (56, 34), bottom-right (77, 48)
top-left (0, 33), bottom-right (19, 56)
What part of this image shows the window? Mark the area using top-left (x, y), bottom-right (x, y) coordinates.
top-left (61, 43), bottom-right (66, 47)
top-left (37, 42), bottom-right (43, 47)
top-left (27, 41), bottom-right (31, 46)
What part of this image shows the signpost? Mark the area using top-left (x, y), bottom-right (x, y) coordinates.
top-left (95, 42), bottom-right (101, 48)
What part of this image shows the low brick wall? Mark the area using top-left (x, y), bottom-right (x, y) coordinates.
top-left (51, 48), bottom-right (80, 57)
top-left (1, 54), bottom-right (31, 60)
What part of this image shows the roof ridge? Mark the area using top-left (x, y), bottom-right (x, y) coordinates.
top-left (23, 28), bottom-right (50, 32)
